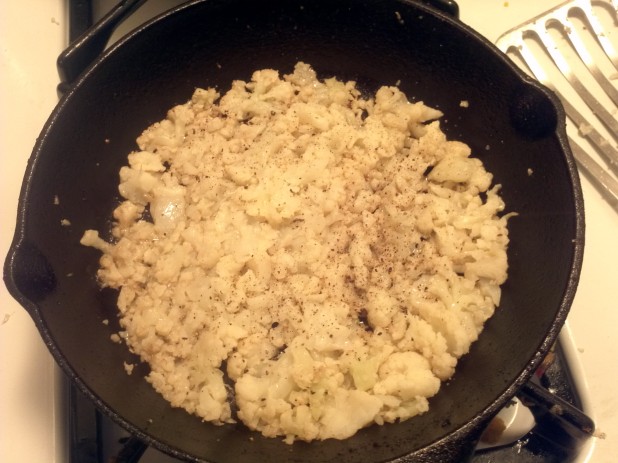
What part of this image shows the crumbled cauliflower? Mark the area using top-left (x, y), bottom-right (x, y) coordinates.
top-left (81, 62), bottom-right (511, 442)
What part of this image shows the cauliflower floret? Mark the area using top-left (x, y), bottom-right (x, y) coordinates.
top-left (127, 150), bottom-right (166, 172)
top-left (194, 368), bottom-right (232, 423)
top-left (117, 166), bottom-right (161, 205)
top-left (349, 344), bottom-right (394, 391)
top-left (365, 287), bottom-right (399, 329)
top-left (428, 154), bottom-right (479, 184)
top-left (80, 230), bottom-right (110, 253)
top-left (373, 352), bottom-right (440, 400)
top-left (398, 315), bottom-right (457, 381)
top-left (318, 389), bottom-right (382, 440)
top-left (150, 184), bottom-right (186, 232)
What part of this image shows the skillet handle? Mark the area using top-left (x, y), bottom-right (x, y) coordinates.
top-left (419, 0), bottom-right (459, 18)
top-left (518, 380), bottom-right (595, 445)
top-left (57, 0), bottom-right (148, 94)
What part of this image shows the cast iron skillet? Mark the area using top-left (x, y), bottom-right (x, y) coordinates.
top-left (3, 0), bottom-right (584, 461)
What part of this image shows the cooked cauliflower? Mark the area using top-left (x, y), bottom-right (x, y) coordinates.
top-left (81, 62), bottom-right (511, 443)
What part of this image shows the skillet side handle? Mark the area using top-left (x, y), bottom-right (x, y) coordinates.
top-left (418, 0), bottom-right (459, 18)
top-left (4, 241), bottom-right (57, 306)
top-left (57, 0), bottom-right (148, 95)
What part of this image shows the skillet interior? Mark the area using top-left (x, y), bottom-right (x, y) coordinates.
top-left (5, 0), bottom-right (583, 461)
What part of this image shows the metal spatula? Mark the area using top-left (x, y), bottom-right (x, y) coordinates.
top-left (496, 0), bottom-right (618, 211)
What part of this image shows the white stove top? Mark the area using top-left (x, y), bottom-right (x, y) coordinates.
top-left (1, 1), bottom-right (617, 462)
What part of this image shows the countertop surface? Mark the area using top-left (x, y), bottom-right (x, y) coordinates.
top-left (1, 1), bottom-right (616, 462)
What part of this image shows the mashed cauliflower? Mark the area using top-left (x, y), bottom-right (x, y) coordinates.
top-left (81, 62), bottom-right (511, 443)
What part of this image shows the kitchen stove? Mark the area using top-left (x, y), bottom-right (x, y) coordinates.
top-left (1, 1), bottom-right (617, 462)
